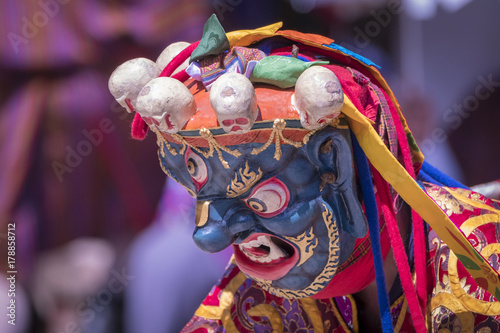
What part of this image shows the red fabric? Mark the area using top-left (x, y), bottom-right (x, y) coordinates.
top-left (131, 41), bottom-right (199, 140)
top-left (159, 40), bottom-right (200, 78)
top-left (182, 263), bottom-right (351, 333)
top-left (172, 69), bottom-right (190, 82)
top-left (324, 61), bottom-right (428, 323)
top-left (313, 222), bottom-right (391, 298)
top-left (384, 87), bottom-right (428, 315)
top-left (312, 64), bottom-right (422, 307)
top-left (131, 113), bottom-right (148, 140)
top-left (201, 264), bottom-right (241, 307)
top-left (373, 169), bottom-right (427, 333)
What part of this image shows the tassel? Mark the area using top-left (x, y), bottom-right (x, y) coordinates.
top-left (131, 113), bottom-right (148, 140)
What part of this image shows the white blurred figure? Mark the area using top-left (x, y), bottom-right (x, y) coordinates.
top-left (125, 180), bottom-right (233, 333)
top-left (31, 239), bottom-right (115, 333)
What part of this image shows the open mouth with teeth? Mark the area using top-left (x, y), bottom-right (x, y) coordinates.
top-left (233, 233), bottom-right (299, 280)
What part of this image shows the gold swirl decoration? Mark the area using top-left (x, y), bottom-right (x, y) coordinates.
top-left (226, 161), bottom-right (263, 198)
top-left (253, 203), bottom-right (340, 298)
top-left (193, 267), bottom-right (247, 333)
top-left (299, 298), bottom-right (325, 332)
top-left (285, 227), bottom-right (318, 267)
top-left (430, 188), bottom-right (500, 331)
top-left (446, 213), bottom-right (500, 315)
top-left (430, 293), bottom-right (474, 332)
top-left (246, 304), bottom-right (284, 333)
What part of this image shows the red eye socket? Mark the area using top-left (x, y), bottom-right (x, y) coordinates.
top-left (244, 178), bottom-right (289, 218)
top-left (235, 118), bottom-right (249, 125)
top-left (222, 119), bottom-right (235, 126)
top-left (185, 148), bottom-right (208, 191)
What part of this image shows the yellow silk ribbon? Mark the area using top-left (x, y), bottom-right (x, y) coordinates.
top-left (227, 22), bottom-right (283, 47)
top-left (342, 94), bottom-right (500, 298)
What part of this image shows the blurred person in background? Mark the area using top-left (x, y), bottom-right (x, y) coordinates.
top-left (0, 0), bottom-right (209, 331)
top-left (125, 180), bottom-right (233, 333)
top-left (31, 239), bottom-right (116, 333)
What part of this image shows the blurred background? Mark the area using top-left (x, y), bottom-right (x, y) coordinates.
top-left (0, 0), bottom-right (499, 332)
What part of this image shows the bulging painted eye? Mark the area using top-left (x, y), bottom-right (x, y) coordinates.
top-left (244, 177), bottom-right (289, 217)
top-left (185, 148), bottom-right (208, 191)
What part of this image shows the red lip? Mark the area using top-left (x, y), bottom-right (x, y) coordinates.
top-left (233, 233), bottom-right (299, 280)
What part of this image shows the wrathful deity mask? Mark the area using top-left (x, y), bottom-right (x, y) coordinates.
top-left (160, 123), bottom-right (368, 298)
top-left (107, 17), bottom-right (388, 298)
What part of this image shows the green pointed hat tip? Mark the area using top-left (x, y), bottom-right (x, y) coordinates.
top-left (190, 14), bottom-right (230, 63)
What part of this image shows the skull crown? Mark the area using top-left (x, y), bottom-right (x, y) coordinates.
top-left (108, 41), bottom-right (344, 136)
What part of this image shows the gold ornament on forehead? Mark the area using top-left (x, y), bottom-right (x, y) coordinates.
top-left (226, 161), bottom-right (263, 198)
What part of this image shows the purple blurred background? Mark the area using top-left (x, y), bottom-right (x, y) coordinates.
top-left (0, 0), bottom-right (499, 332)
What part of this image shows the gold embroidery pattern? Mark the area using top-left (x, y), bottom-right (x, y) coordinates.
top-left (329, 298), bottom-right (352, 333)
top-left (226, 161), bottom-right (263, 198)
top-left (253, 204), bottom-right (340, 298)
top-left (477, 328), bottom-right (492, 333)
top-left (391, 295), bottom-right (408, 333)
top-left (454, 188), bottom-right (489, 206)
top-left (431, 293), bottom-right (474, 332)
top-left (246, 304), bottom-right (284, 333)
top-left (285, 227), bottom-right (318, 267)
top-left (429, 188), bottom-right (500, 331)
top-left (425, 185), bottom-right (475, 216)
top-left (194, 269), bottom-right (247, 332)
top-left (446, 214), bottom-right (500, 316)
top-left (299, 298), bottom-right (325, 332)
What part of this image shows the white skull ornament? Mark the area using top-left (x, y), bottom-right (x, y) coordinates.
top-left (156, 41), bottom-right (191, 75)
top-left (108, 58), bottom-right (161, 113)
top-left (210, 72), bottom-right (259, 134)
top-left (292, 66), bottom-right (344, 130)
top-left (135, 77), bottom-right (197, 134)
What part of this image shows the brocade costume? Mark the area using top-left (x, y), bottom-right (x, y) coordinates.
top-left (180, 184), bottom-right (500, 332)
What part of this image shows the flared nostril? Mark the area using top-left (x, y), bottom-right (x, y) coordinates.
top-left (228, 210), bottom-right (256, 237)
